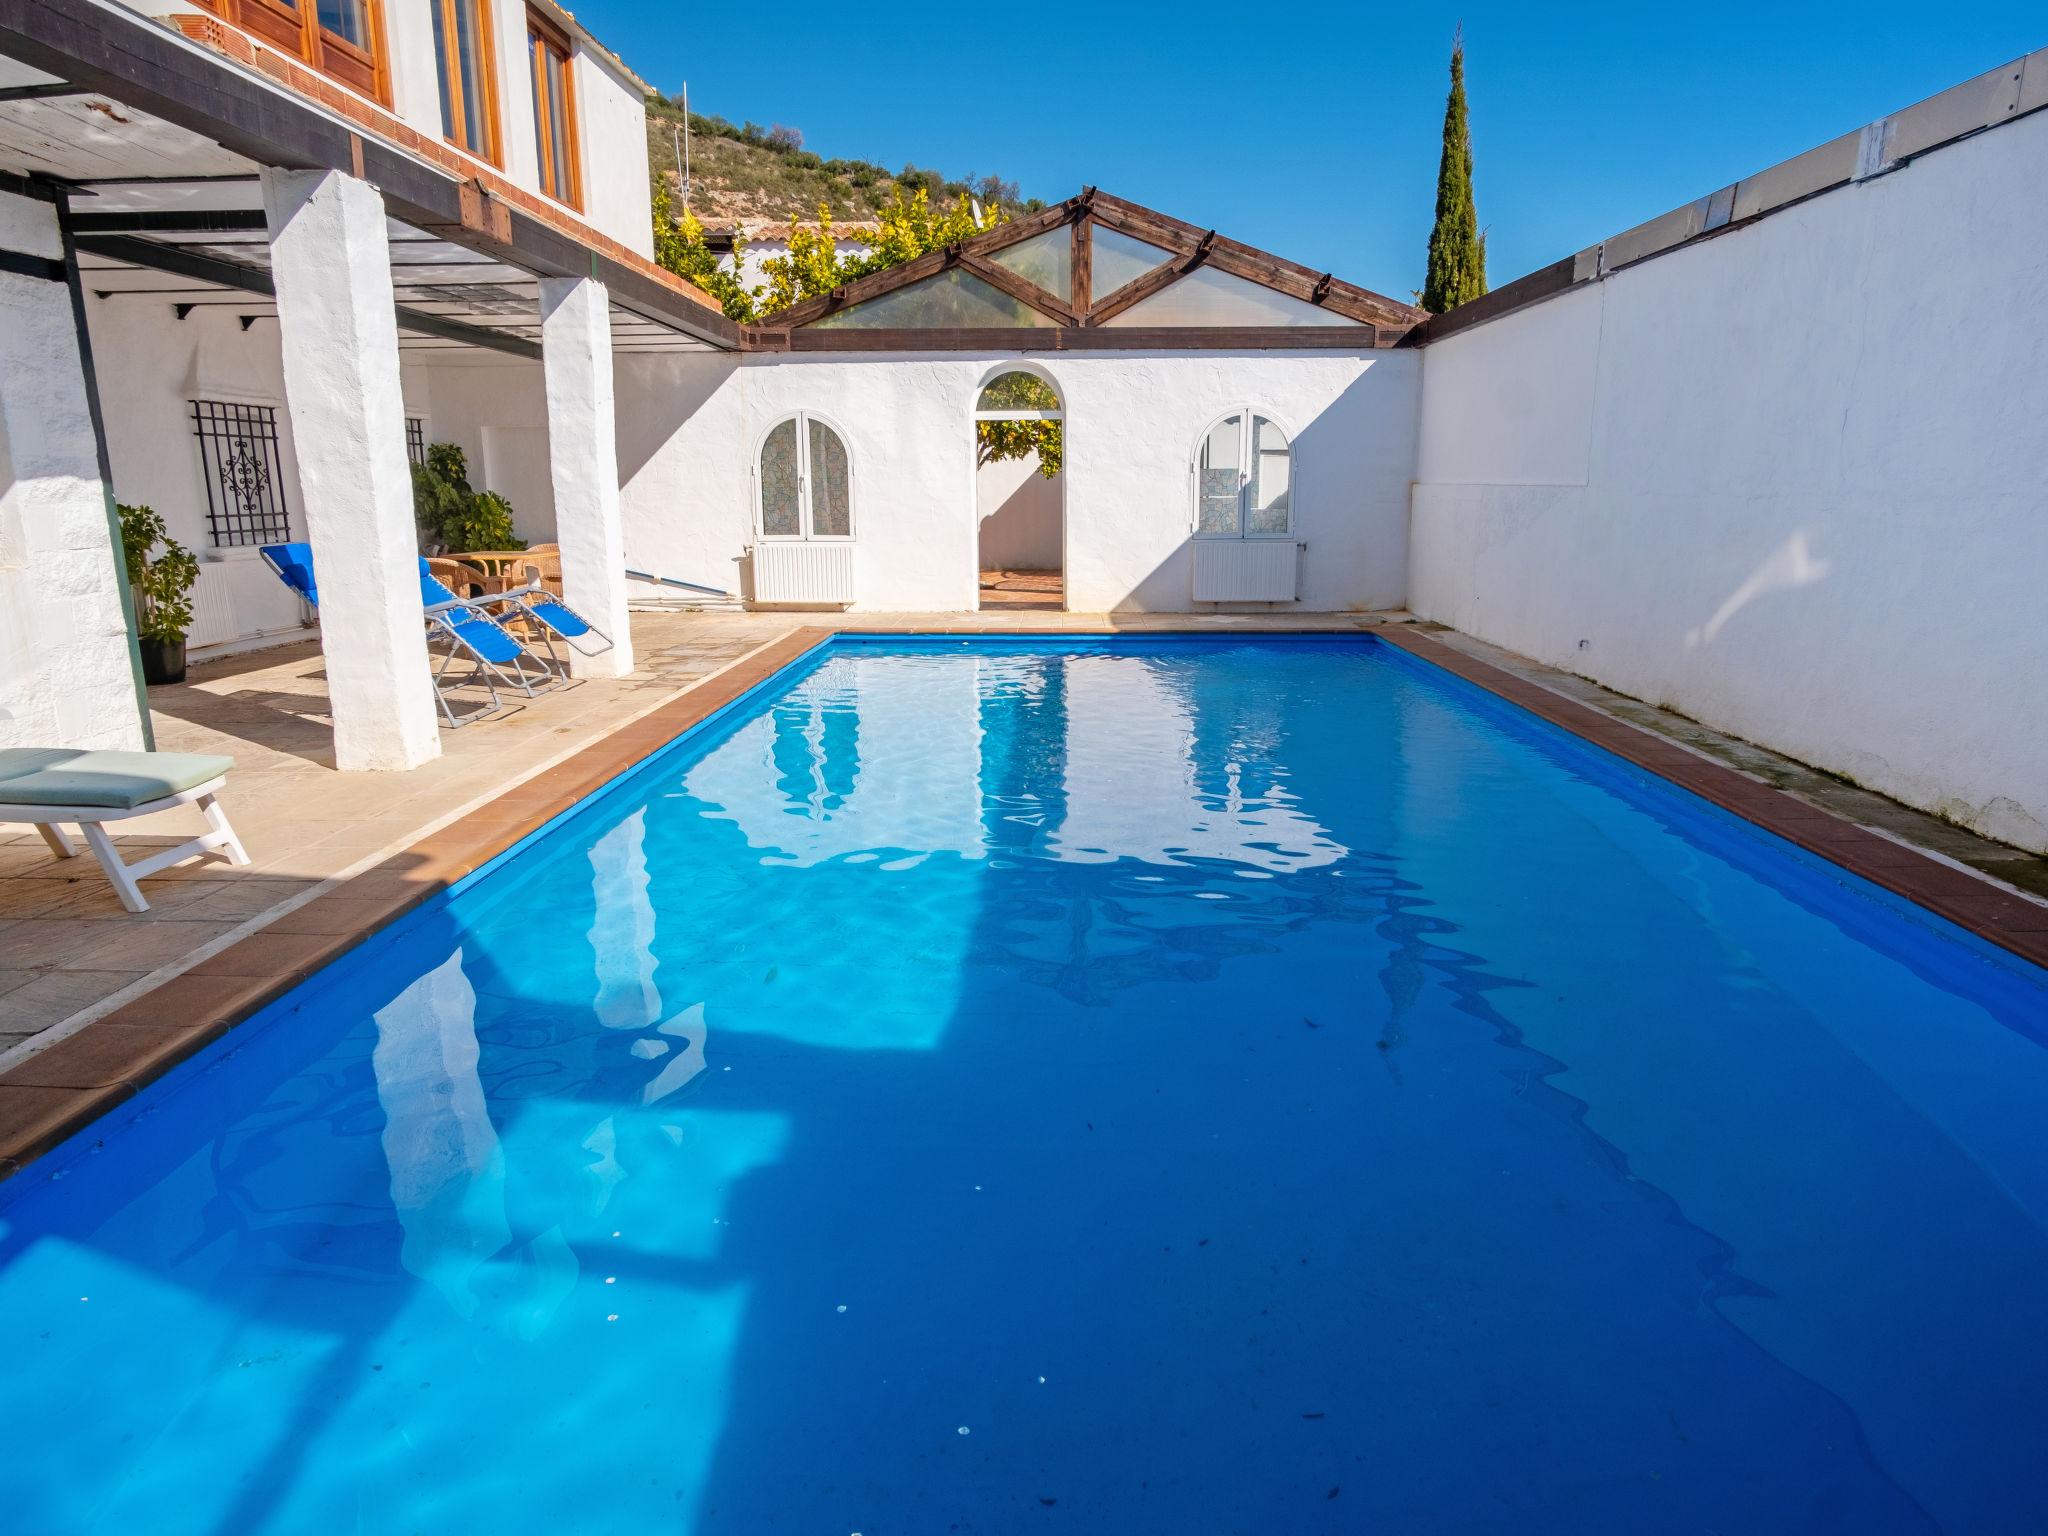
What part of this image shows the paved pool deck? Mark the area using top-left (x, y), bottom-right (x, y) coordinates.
top-left (1, 607), bottom-right (2043, 1176)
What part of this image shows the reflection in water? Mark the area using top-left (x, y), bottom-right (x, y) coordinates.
top-left (1053, 655), bottom-right (1347, 871)
top-left (371, 948), bottom-right (512, 1322)
top-left (588, 808), bottom-right (709, 1102)
top-left (591, 809), bottom-right (662, 1032)
top-left (686, 651), bottom-right (1347, 875)
top-left (3, 639), bottom-right (2047, 1535)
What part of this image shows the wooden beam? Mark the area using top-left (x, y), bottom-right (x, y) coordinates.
top-left (0, 82), bottom-right (84, 103)
top-left (1087, 196), bottom-right (1200, 258)
top-left (770, 324), bottom-right (1383, 352)
top-left (66, 209), bottom-right (269, 235)
top-left (962, 197), bottom-right (1080, 258)
top-left (1085, 227), bottom-right (1215, 326)
top-left (72, 234), bottom-right (544, 359)
top-left (761, 244), bottom-right (952, 328)
top-left (756, 194), bottom-right (1085, 329)
top-left (957, 250), bottom-right (1076, 326)
top-left (1084, 257), bottom-right (1191, 326)
top-left (1071, 213), bottom-right (1091, 319)
top-left (1091, 189), bottom-right (1423, 329)
top-left (0, 248), bottom-right (66, 283)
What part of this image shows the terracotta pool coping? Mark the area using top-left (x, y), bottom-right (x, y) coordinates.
top-left (1, 621), bottom-right (2042, 1180)
top-left (0, 626), bottom-right (832, 1179)
top-left (1372, 628), bottom-right (2048, 968)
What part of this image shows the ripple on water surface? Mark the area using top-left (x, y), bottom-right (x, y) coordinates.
top-left (1, 637), bottom-right (2045, 1535)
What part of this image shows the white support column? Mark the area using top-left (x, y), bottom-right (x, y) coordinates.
top-left (263, 168), bottom-right (440, 771)
top-left (0, 189), bottom-right (146, 752)
top-left (539, 275), bottom-right (634, 679)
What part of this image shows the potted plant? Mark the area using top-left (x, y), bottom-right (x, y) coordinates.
top-left (117, 502), bottom-right (201, 685)
top-left (411, 442), bottom-right (523, 555)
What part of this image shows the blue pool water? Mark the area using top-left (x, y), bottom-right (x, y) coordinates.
top-left (3, 636), bottom-right (2046, 1534)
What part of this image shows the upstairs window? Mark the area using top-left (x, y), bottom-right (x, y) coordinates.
top-left (432, 0), bottom-right (501, 163)
top-left (193, 0), bottom-right (388, 102)
top-left (1194, 413), bottom-right (1292, 539)
top-left (527, 10), bottom-right (582, 209)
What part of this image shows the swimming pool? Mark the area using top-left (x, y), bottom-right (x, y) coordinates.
top-left (3, 635), bottom-right (2045, 1533)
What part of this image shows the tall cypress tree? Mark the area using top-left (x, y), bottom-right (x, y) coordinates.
top-left (1422, 32), bottom-right (1487, 313)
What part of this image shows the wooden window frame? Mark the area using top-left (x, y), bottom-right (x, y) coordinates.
top-left (525, 8), bottom-right (582, 210)
top-left (193, 0), bottom-right (392, 105)
top-left (433, 0), bottom-right (504, 166)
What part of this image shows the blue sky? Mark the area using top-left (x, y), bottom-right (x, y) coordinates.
top-left (574, 1), bottom-right (2043, 300)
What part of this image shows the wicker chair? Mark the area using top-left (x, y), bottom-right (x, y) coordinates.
top-left (424, 555), bottom-right (502, 599)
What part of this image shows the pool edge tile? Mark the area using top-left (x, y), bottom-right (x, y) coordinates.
top-left (0, 624), bottom-right (840, 1184)
top-left (1374, 626), bottom-right (2048, 971)
top-left (0, 1081), bottom-right (136, 1167)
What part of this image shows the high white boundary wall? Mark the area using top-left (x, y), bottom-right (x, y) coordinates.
top-left (1410, 107), bottom-right (2048, 852)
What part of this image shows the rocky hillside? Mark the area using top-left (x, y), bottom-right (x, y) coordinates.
top-left (645, 95), bottom-right (1041, 227)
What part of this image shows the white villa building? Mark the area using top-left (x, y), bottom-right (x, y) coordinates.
top-left (0, 0), bottom-right (2044, 852)
top-left (708, 218), bottom-right (879, 296)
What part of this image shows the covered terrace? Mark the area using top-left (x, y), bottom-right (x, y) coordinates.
top-left (0, 0), bottom-right (735, 774)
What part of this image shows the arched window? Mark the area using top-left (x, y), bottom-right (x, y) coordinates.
top-left (756, 413), bottom-right (853, 540)
top-left (1193, 412), bottom-right (1292, 539)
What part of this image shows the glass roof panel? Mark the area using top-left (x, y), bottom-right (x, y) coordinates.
top-left (808, 269), bottom-right (1053, 329)
top-left (987, 227), bottom-right (1071, 304)
top-left (1090, 225), bottom-right (1176, 295)
top-left (1100, 265), bottom-right (1339, 327)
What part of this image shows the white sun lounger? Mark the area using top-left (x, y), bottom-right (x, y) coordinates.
top-left (0, 748), bottom-right (249, 913)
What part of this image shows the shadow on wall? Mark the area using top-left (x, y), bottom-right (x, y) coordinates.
top-left (614, 354), bottom-right (742, 487)
top-left (976, 455), bottom-right (1061, 573)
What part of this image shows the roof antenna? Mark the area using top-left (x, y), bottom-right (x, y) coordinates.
top-left (674, 81), bottom-right (692, 210)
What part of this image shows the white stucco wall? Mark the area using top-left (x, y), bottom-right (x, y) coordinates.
top-left (81, 297), bottom-right (326, 649)
top-left (721, 238), bottom-right (875, 298)
top-left (1409, 108), bottom-right (2048, 851)
top-left (0, 192), bottom-right (145, 752)
top-left (558, 348), bottom-right (1416, 613)
top-left (575, 49), bottom-right (655, 258)
top-left (1063, 353), bottom-right (1417, 613)
top-left (976, 454), bottom-right (1062, 570)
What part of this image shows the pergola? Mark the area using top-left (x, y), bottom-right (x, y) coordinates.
top-left (0, 0), bottom-right (738, 773)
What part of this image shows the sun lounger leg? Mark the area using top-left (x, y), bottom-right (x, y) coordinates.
top-left (76, 819), bottom-right (149, 913)
top-left (200, 792), bottom-right (251, 867)
top-left (37, 822), bottom-right (77, 859)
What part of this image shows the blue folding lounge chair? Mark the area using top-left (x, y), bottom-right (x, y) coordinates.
top-left (488, 572), bottom-right (614, 672)
top-left (413, 569), bottom-right (565, 724)
top-left (259, 543), bottom-right (556, 728)
top-left (416, 564), bottom-right (563, 724)
top-left (416, 559), bottom-right (609, 676)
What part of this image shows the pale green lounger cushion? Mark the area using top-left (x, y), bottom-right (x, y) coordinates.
top-left (0, 748), bottom-right (235, 810)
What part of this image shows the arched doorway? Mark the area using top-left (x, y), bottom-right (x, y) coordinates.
top-left (972, 365), bottom-right (1064, 611)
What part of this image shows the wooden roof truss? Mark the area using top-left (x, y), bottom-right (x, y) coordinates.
top-left (742, 189), bottom-right (1423, 352)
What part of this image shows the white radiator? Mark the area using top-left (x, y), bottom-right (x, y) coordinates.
top-left (1192, 539), bottom-right (1301, 602)
top-left (187, 563), bottom-right (243, 647)
top-left (188, 557), bottom-right (315, 649)
top-left (753, 541), bottom-right (856, 605)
